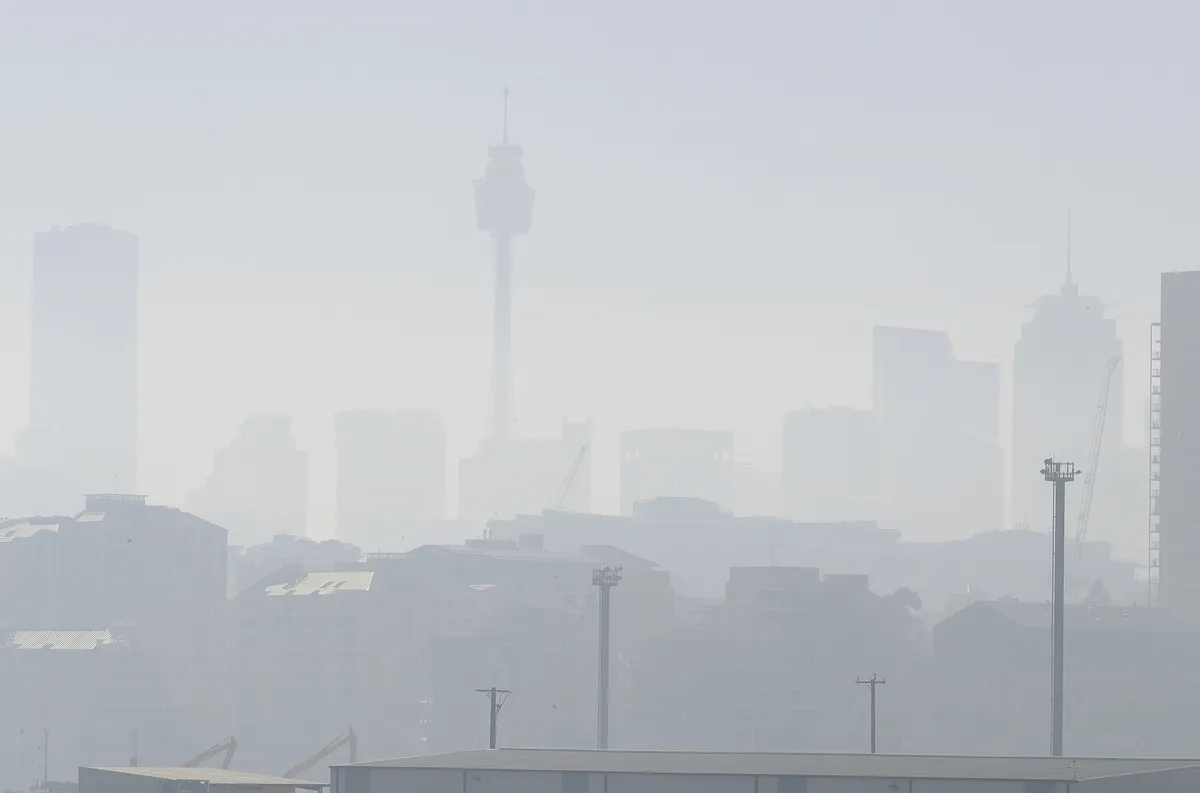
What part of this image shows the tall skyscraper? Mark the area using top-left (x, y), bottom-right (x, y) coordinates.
top-left (335, 410), bottom-right (446, 547)
top-left (782, 407), bottom-right (879, 522)
top-left (1011, 270), bottom-right (1123, 533)
top-left (620, 428), bottom-right (735, 514)
top-left (20, 224), bottom-right (139, 495)
top-left (1157, 271), bottom-right (1200, 611)
top-left (474, 91), bottom-right (534, 442)
top-left (186, 416), bottom-right (309, 546)
top-left (873, 325), bottom-right (1002, 539)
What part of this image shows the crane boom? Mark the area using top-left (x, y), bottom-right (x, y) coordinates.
top-left (1075, 356), bottom-right (1121, 553)
top-left (182, 736), bottom-right (237, 770)
top-left (283, 728), bottom-right (357, 779)
top-left (552, 444), bottom-right (589, 510)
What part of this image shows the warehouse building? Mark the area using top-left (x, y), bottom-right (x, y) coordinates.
top-left (333, 748), bottom-right (1200, 793)
top-left (79, 766), bottom-right (325, 793)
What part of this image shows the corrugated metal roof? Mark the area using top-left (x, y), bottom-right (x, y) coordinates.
top-left (265, 571), bottom-right (374, 596)
top-left (344, 749), bottom-right (1200, 782)
top-left (0, 520), bottom-right (60, 543)
top-left (85, 766), bottom-right (322, 788)
top-left (6, 630), bottom-right (126, 651)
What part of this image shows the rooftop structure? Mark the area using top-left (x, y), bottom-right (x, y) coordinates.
top-left (338, 748), bottom-right (1200, 787)
top-left (5, 629), bottom-right (126, 651)
top-left (80, 766), bottom-right (323, 792)
top-left (264, 570), bottom-right (374, 597)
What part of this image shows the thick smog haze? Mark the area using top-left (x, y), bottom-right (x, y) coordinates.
top-left (1, 2), bottom-right (1192, 553)
top-left (10, 2), bottom-right (1200, 789)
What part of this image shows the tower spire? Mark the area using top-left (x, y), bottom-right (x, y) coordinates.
top-left (502, 86), bottom-right (509, 145)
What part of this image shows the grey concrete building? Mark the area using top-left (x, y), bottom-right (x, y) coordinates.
top-left (333, 749), bottom-right (1200, 793)
top-left (1158, 271), bottom-right (1200, 612)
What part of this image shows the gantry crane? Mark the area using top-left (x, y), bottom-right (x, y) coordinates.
top-left (282, 729), bottom-right (357, 780)
top-left (182, 736), bottom-right (238, 770)
top-left (1075, 356), bottom-right (1121, 554)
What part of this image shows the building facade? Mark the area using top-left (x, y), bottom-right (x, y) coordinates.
top-left (22, 224), bottom-right (139, 496)
top-left (1012, 272), bottom-right (1124, 535)
top-left (1158, 271), bottom-right (1200, 612)
top-left (873, 326), bottom-right (1002, 540)
top-left (620, 428), bottom-right (734, 515)
top-left (187, 416), bottom-right (309, 546)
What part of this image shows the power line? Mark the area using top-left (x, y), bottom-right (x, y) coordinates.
top-left (475, 687), bottom-right (511, 750)
top-left (855, 675), bottom-right (886, 754)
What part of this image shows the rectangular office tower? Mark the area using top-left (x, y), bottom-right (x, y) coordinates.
top-left (25, 224), bottom-right (139, 494)
top-left (1158, 271), bottom-right (1200, 612)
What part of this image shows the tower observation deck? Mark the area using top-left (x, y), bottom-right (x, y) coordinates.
top-left (474, 90), bottom-right (535, 442)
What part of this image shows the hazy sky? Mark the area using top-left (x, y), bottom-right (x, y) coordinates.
top-left (1, 1), bottom-right (1196, 551)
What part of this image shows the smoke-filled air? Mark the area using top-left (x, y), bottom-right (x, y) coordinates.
top-left (1, 2), bottom-right (1198, 792)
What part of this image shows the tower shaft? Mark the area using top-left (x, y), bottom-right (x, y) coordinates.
top-left (491, 234), bottom-right (513, 442)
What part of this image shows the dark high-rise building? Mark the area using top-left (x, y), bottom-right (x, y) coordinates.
top-left (20, 224), bottom-right (139, 495)
top-left (1012, 270), bottom-right (1123, 532)
top-left (620, 428), bottom-right (735, 514)
top-left (1158, 271), bottom-right (1200, 611)
top-left (873, 325), bottom-right (1002, 539)
top-left (186, 416), bottom-right (309, 546)
top-left (782, 407), bottom-right (879, 522)
top-left (335, 409), bottom-right (446, 547)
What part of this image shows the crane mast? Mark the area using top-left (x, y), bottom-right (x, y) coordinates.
top-left (1075, 356), bottom-right (1121, 552)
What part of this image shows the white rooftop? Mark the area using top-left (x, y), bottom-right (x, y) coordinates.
top-left (6, 630), bottom-right (125, 651)
top-left (265, 571), bottom-right (374, 596)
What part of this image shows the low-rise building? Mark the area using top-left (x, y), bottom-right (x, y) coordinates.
top-left (334, 749), bottom-right (1200, 793)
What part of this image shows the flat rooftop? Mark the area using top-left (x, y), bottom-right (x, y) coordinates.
top-left (344, 749), bottom-right (1200, 782)
top-left (83, 767), bottom-right (324, 789)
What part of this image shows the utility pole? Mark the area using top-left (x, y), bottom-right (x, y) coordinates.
top-left (475, 687), bottom-right (511, 749)
top-left (1042, 457), bottom-right (1076, 758)
top-left (855, 675), bottom-right (886, 753)
top-left (592, 566), bottom-right (622, 749)
top-left (42, 728), bottom-right (50, 788)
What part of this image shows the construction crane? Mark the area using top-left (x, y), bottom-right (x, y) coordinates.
top-left (552, 444), bottom-right (589, 511)
top-left (1075, 356), bottom-right (1121, 553)
top-left (282, 729), bottom-right (357, 780)
top-left (182, 736), bottom-right (237, 770)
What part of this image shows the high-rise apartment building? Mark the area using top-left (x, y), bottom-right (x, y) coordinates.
top-left (1012, 271), bottom-right (1124, 532)
top-left (873, 326), bottom-right (1002, 539)
top-left (335, 409), bottom-right (446, 547)
top-left (620, 428), bottom-right (735, 514)
top-left (21, 224), bottom-right (139, 495)
top-left (1158, 271), bottom-right (1200, 611)
top-left (186, 416), bottom-right (309, 546)
top-left (782, 407), bottom-right (879, 522)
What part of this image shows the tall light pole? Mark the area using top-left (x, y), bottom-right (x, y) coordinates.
top-left (593, 566), bottom-right (622, 749)
top-left (855, 675), bottom-right (886, 753)
top-left (1042, 457), bottom-right (1076, 757)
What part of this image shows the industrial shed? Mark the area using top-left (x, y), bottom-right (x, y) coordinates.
top-left (79, 766), bottom-right (326, 793)
top-left (333, 749), bottom-right (1200, 793)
